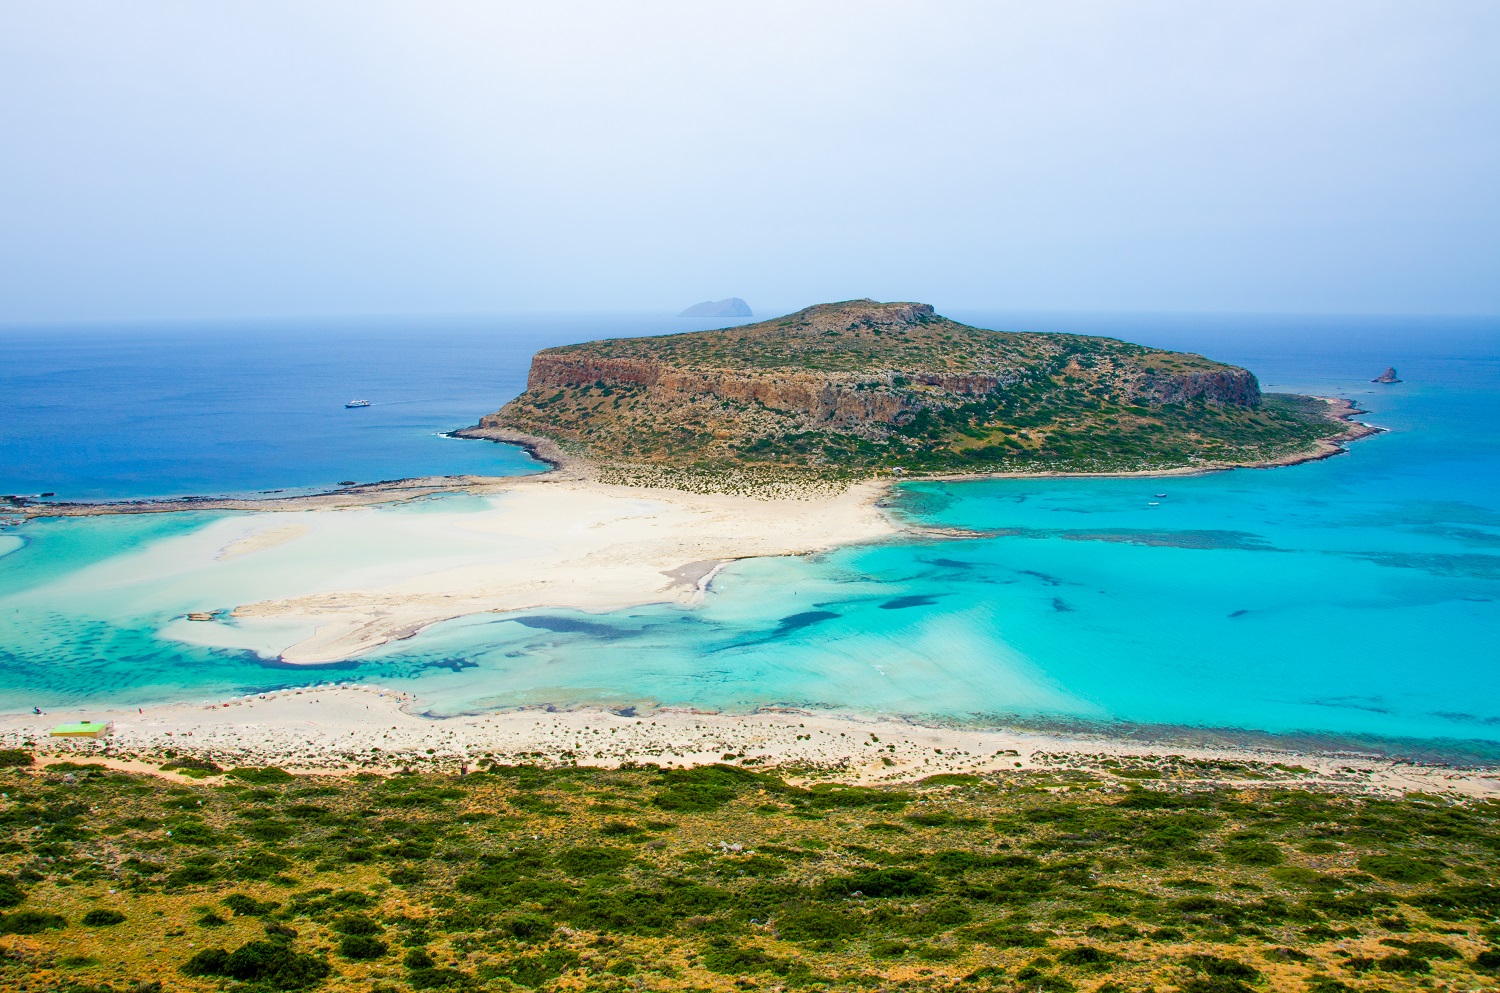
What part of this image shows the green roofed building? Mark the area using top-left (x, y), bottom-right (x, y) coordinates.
top-left (49, 721), bottom-right (110, 738)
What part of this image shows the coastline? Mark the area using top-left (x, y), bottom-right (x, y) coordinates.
top-left (6, 686), bottom-right (1497, 798)
top-left (8, 395), bottom-right (1380, 519)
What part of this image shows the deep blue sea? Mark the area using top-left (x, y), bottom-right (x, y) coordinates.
top-left (3, 311), bottom-right (1498, 759)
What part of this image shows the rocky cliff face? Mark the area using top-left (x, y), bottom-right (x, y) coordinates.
top-left (514, 340), bottom-right (1259, 432)
top-left (1130, 368), bottom-right (1261, 406)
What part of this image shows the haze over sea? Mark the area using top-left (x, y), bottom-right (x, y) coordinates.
top-left (2, 311), bottom-right (1497, 760)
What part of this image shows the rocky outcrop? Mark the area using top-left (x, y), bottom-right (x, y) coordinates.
top-left (514, 352), bottom-right (1029, 430)
top-left (1373, 367), bottom-right (1402, 384)
top-left (1130, 368), bottom-right (1262, 406)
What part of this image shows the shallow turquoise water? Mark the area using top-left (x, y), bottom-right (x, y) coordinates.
top-left (2, 313), bottom-right (1497, 757)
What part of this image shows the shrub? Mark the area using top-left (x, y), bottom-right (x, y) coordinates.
top-left (389, 865), bottom-right (424, 885)
top-left (408, 967), bottom-right (474, 989)
top-left (700, 939), bottom-right (808, 979)
top-left (338, 933), bottom-right (388, 960)
top-left (167, 821), bottom-right (219, 845)
top-left (0, 874), bottom-right (26, 908)
top-left (81, 912), bottom-right (126, 930)
top-left (332, 913), bottom-right (381, 936)
top-left (1179, 979), bottom-right (1253, 993)
top-left (161, 757), bottom-right (222, 775)
top-left (182, 938), bottom-right (332, 990)
top-left (480, 949), bottom-right (580, 987)
top-left (1357, 854), bottom-right (1443, 884)
top-left (598, 820), bottom-right (641, 837)
top-left (823, 868), bottom-right (934, 899)
top-left (1221, 841), bottom-right (1283, 866)
top-left (1058, 946), bottom-right (1118, 968)
top-left (1182, 955), bottom-right (1259, 980)
top-left (0, 749), bottom-right (33, 768)
top-left (777, 905), bottom-right (864, 943)
top-left (652, 765), bottom-right (760, 811)
top-left (238, 850), bottom-right (294, 880)
top-left (556, 846), bottom-right (633, 877)
top-left (223, 894), bottom-right (281, 916)
top-left (230, 766), bottom-right (296, 784)
top-left (505, 915), bottom-right (554, 942)
top-left (0, 910), bottom-right (66, 934)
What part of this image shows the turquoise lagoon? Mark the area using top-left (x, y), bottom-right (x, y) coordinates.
top-left (2, 313), bottom-right (1497, 759)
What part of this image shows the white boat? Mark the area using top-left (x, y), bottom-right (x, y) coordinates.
top-left (345, 399), bottom-right (371, 408)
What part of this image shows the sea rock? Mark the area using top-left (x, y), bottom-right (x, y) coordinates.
top-left (678, 298), bottom-right (752, 319)
top-left (1372, 367), bottom-right (1402, 384)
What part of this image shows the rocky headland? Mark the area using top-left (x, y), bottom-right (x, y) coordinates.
top-left (461, 299), bottom-right (1374, 489)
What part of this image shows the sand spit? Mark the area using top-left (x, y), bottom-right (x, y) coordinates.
top-left (9, 474), bottom-right (522, 518)
top-left (221, 475), bottom-right (898, 663)
top-left (5, 686), bottom-right (1496, 799)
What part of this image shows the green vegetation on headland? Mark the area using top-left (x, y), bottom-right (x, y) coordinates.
top-left (469, 301), bottom-right (1366, 489)
top-left (5, 757), bottom-right (1500, 992)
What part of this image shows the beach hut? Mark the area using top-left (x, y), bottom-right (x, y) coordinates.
top-left (49, 721), bottom-right (110, 738)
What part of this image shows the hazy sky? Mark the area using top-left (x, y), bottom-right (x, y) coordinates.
top-left (2, 1), bottom-right (1497, 322)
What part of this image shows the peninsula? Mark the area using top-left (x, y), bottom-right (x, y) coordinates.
top-left (460, 300), bottom-right (1374, 490)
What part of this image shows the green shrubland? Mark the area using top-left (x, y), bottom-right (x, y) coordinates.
top-left (0, 759), bottom-right (1496, 991)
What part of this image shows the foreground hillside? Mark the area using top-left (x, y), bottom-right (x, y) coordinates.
top-left (467, 301), bottom-right (1362, 487)
top-left (4, 758), bottom-right (1500, 993)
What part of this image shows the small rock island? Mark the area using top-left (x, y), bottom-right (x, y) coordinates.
top-left (1373, 366), bottom-right (1402, 383)
top-left (463, 300), bottom-right (1370, 487)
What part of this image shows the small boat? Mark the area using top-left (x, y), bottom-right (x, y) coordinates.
top-left (1154, 492), bottom-right (1167, 498)
top-left (1148, 501), bottom-right (1160, 507)
top-left (345, 399), bottom-right (371, 408)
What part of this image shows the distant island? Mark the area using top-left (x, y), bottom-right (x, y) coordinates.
top-left (678, 297), bottom-right (753, 319)
top-left (1374, 366), bottom-right (1402, 383)
top-left (462, 300), bottom-right (1375, 488)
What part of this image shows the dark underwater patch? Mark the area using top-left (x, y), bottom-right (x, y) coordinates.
top-left (923, 557), bottom-right (974, 570)
top-left (1059, 529), bottom-right (1273, 551)
top-left (1307, 696), bottom-right (1394, 716)
top-left (418, 657), bottom-right (477, 673)
top-left (511, 615), bottom-right (628, 638)
top-left (1229, 609), bottom-right (1249, 618)
top-left (1051, 598), bottom-right (1073, 613)
top-left (1019, 569), bottom-right (1064, 586)
top-left (775, 611), bottom-right (840, 633)
top-left (1346, 551), bottom-right (1500, 580)
top-left (878, 595), bottom-right (939, 610)
top-left (1429, 711), bottom-right (1500, 727)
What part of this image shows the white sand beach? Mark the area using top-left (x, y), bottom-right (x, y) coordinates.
top-left (7, 686), bottom-right (1498, 798)
top-left (87, 475), bottom-right (899, 664)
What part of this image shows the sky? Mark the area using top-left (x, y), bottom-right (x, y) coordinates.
top-left (1, 1), bottom-right (1497, 322)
